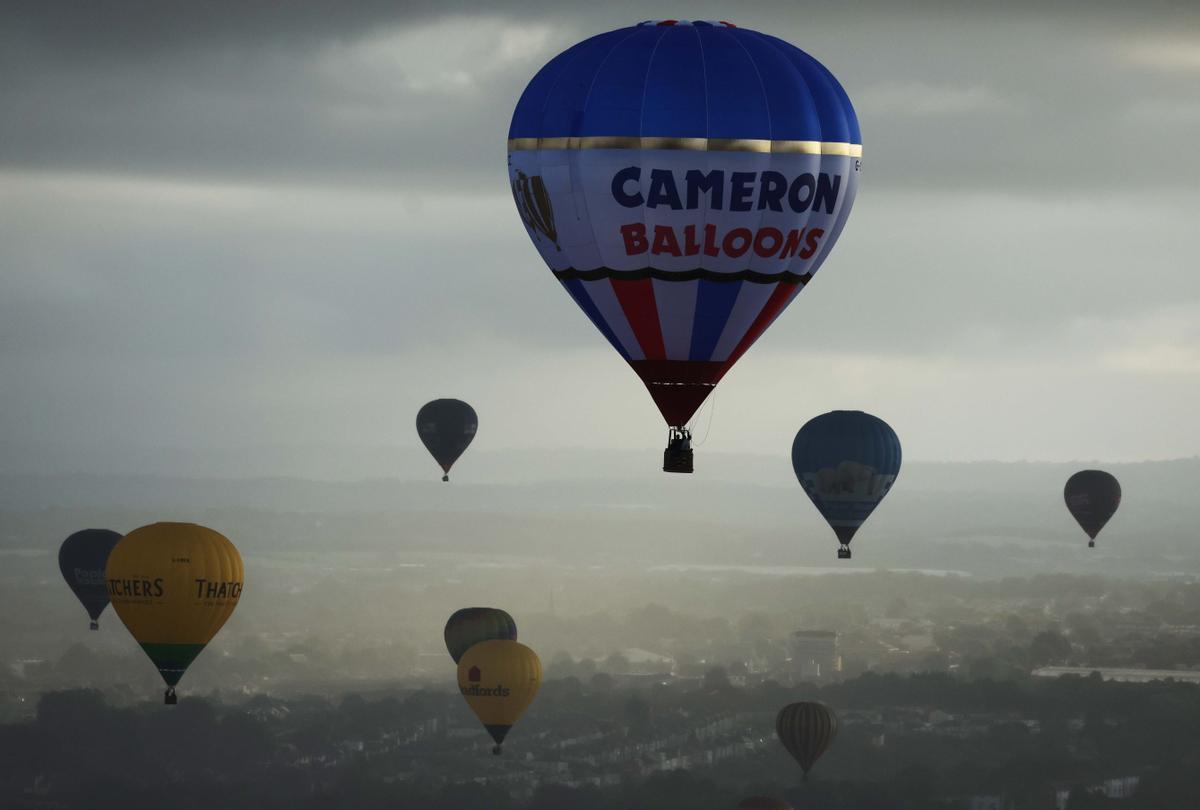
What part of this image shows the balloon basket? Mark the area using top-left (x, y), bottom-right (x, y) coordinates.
top-left (1088, 540), bottom-right (1095, 548)
top-left (492, 745), bottom-right (503, 756)
top-left (89, 621), bottom-right (99, 631)
top-left (442, 474), bottom-right (449, 482)
top-left (837, 546), bottom-right (852, 560)
top-left (663, 427), bottom-right (694, 474)
top-left (164, 688), bottom-right (177, 706)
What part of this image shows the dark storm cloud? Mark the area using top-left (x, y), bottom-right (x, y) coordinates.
top-left (3, 1), bottom-right (1199, 189)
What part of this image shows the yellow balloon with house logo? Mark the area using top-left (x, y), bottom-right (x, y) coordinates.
top-left (105, 522), bottom-right (243, 704)
top-left (456, 639), bottom-right (541, 754)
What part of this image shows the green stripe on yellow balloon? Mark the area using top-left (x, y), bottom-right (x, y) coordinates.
top-left (140, 643), bottom-right (207, 686)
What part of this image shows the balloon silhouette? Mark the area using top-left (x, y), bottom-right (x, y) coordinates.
top-left (776, 701), bottom-right (837, 780)
top-left (1064, 470), bottom-right (1121, 548)
top-left (58, 528), bottom-right (122, 630)
top-left (417, 399), bottom-right (478, 482)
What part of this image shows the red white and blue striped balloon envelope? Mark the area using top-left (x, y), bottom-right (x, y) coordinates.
top-left (508, 20), bottom-right (861, 449)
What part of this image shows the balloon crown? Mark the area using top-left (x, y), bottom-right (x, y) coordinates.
top-left (638, 19), bottom-right (736, 27)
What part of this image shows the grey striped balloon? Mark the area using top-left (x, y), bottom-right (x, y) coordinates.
top-left (775, 701), bottom-right (837, 779)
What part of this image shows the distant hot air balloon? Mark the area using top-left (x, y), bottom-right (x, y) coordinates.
top-left (737, 798), bottom-right (794, 810)
top-left (776, 701), bottom-right (837, 780)
top-left (792, 411), bottom-right (901, 559)
top-left (58, 528), bottom-right (122, 630)
top-left (445, 607), bottom-right (518, 664)
top-left (1064, 470), bottom-right (1121, 548)
top-left (509, 20), bottom-right (862, 473)
top-left (417, 399), bottom-right (478, 482)
top-left (106, 522), bottom-right (243, 704)
top-left (457, 639), bottom-right (541, 754)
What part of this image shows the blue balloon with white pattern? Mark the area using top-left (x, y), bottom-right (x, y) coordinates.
top-left (792, 411), bottom-right (901, 559)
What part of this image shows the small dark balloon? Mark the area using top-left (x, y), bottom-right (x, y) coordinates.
top-left (444, 607), bottom-right (517, 664)
top-left (776, 701), bottom-right (838, 780)
top-left (58, 529), bottom-right (122, 629)
top-left (417, 399), bottom-right (477, 481)
top-left (1064, 470), bottom-right (1121, 546)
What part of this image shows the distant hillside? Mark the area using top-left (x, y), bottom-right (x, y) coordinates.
top-left (1, 452), bottom-right (1197, 579)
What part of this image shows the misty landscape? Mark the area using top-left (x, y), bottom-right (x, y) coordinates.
top-left (5, 455), bottom-right (1200, 807)
top-left (4, 1), bottom-right (1200, 809)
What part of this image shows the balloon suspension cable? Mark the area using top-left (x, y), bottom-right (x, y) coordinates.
top-left (492, 744), bottom-right (503, 756)
top-left (89, 621), bottom-right (99, 631)
top-left (164, 687), bottom-right (177, 706)
top-left (688, 388), bottom-right (717, 447)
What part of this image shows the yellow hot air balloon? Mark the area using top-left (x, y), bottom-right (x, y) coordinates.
top-left (106, 522), bottom-right (243, 704)
top-left (456, 639), bottom-right (541, 754)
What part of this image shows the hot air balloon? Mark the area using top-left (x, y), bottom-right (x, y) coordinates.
top-left (417, 399), bottom-right (478, 482)
top-left (792, 411), bottom-right (901, 559)
top-left (737, 798), bottom-right (794, 810)
top-left (105, 522), bottom-right (243, 704)
top-left (457, 639), bottom-right (541, 754)
top-left (445, 607), bottom-right (518, 664)
top-left (509, 20), bottom-right (862, 473)
top-left (1064, 470), bottom-right (1121, 548)
top-left (776, 701), bottom-right (837, 780)
top-left (58, 528), bottom-right (122, 630)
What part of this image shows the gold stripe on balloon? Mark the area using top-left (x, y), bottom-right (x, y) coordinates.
top-left (508, 137), bottom-right (861, 157)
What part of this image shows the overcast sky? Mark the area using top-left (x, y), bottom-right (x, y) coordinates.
top-left (3, 1), bottom-right (1199, 478)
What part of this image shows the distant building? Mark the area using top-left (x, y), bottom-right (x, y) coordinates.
top-left (1033, 666), bottom-right (1200, 684)
top-left (620, 648), bottom-right (676, 673)
top-left (790, 631), bottom-right (840, 680)
top-left (1054, 776), bottom-right (1140, 809)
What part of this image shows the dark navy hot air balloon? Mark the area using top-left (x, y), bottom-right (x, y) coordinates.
top-left (58, 528), bottom-right (122, 630)
top-left (417, 399), bottom-right (478, 482)
top-left (1064, 470), bottom-right (1121, 548)
top-left (792, 411), bottom-right (901, 559)
top-left (509, 20), bottom-right (862, 473)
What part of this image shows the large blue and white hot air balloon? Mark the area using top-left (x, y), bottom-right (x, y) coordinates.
top-left (508, 20), bottom-right (861, 472)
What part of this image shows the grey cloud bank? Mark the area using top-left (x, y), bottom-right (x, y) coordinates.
top-left (1, 1), bottom-right (1198, 469)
